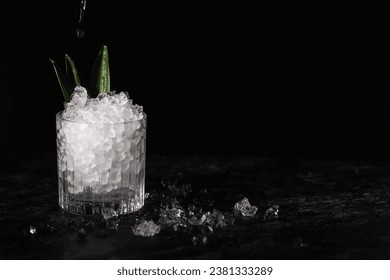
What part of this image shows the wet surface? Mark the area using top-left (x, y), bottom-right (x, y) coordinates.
top-left (1, 152), bottom-right (390, 259)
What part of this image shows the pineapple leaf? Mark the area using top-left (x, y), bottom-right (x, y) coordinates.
top-left (89, 45), bottom-right (110, 96)
top-left (65, 54), bottom-right (81, 86)
top-left (49, 59), bottom-right (71, 102)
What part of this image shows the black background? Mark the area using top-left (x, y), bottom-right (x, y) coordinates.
top-left (0, 2), bottom-right (389, 159)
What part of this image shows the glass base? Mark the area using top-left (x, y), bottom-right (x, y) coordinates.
top-left (60, 191), bottom-right (144, 215)
top-left (56, 112), bottom-right (147, 216)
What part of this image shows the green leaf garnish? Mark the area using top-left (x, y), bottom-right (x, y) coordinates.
top-left (49, 58), bottom-right (71, 102)
top-left (50, 45), bottom-right (111, 102)
top-left (89, 45), bottom-right (110, 96)
top-left (65, 54), bottom-right (81, 86)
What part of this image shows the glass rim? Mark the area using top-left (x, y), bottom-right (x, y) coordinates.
top-left (56, 111), bottom-right (147, 124)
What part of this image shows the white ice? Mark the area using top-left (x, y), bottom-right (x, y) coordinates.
top-left (62, 86), bottom-right (143, 123)
top-left (58, 86), bottom-right (145, 193)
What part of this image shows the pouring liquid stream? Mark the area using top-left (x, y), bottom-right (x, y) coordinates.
top-left (76, 0), bottom-right (87, 39)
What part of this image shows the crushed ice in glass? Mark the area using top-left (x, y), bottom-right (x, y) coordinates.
top-left (132, 220), bottom-right (161, 237)
top-left (62, 86), bottom-right (143, 123)
top-left (57, 86), bottom-right (146, 215)
top-left (233, 197), bottom-right (258, 217)
top-left (264, 205), bottom-right (279, 221)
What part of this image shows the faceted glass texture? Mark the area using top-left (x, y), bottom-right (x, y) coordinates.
top-left (56, 111), bottom-right (146, 215)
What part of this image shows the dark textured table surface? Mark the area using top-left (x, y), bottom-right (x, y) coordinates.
top-left (1, 152), bottom-right (390, 259)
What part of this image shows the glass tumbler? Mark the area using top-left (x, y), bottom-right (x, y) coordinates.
top-left (56, 112), bottom-right (146, 215)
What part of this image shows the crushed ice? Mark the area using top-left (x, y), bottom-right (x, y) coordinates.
top-left (35, 173), bottom-right (278, 243)
top-left (132, 220), bottom-right (161, 237)
top-left (62, 86), bottom-right (143, 123)
top-left (29, 226), bottom-right (37, 235)
top-left (188, 214), bottom-right (206, 226)
top-left (159, 206), bottom-right (187, 228)
top-left (264, 205), bottom-right (279, 221)
top-left (233, 197), bottom-right (258, 217)
top-left (205, 209), bottom-right (234, 228)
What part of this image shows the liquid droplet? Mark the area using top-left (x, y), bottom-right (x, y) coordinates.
top-left (79, 0), bottom-right (87, 24)
top-left (76, 0), bottom-right (87, 39)
top-left (76, 28), bottom-right (85, 39)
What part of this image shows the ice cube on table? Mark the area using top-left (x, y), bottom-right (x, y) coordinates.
top-left (205, 209), bottom-right (234, 228)
top-left (132, 220), bottom-right (160, 237)
top-left (264, 205), bottom-right (279, 221)
top-left (188, 214), bottom-right (206, 226)
top-left (158, 206), bottom-right (186, 228)
top-left (233, 197), bottom-right (258, 217)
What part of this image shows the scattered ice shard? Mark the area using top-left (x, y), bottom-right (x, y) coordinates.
top-left (205, 209), bottom-right (234, 228)
top-left (29, 226), bottom-right (37, 235)
top-left (172, 223), bottom-right (188, 232)
top-left (187, 204), bottom-right (206, 226)
top-left (204, 225), bottom-right (214, 233)
top-left (62, 86), bottom-right (144, 123)
top-left (187, 204), bottom-right (203, 217)
top-left (233, 197), bottom-right (258, 217)
top-left (188, 214), bottom-right (206, 226)
top-left (264, 205), bottom-right (279, 221)
top-left (132, 220), bottom-right (161, 237)
top-left (158, 206), bottom-right (187, 228)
